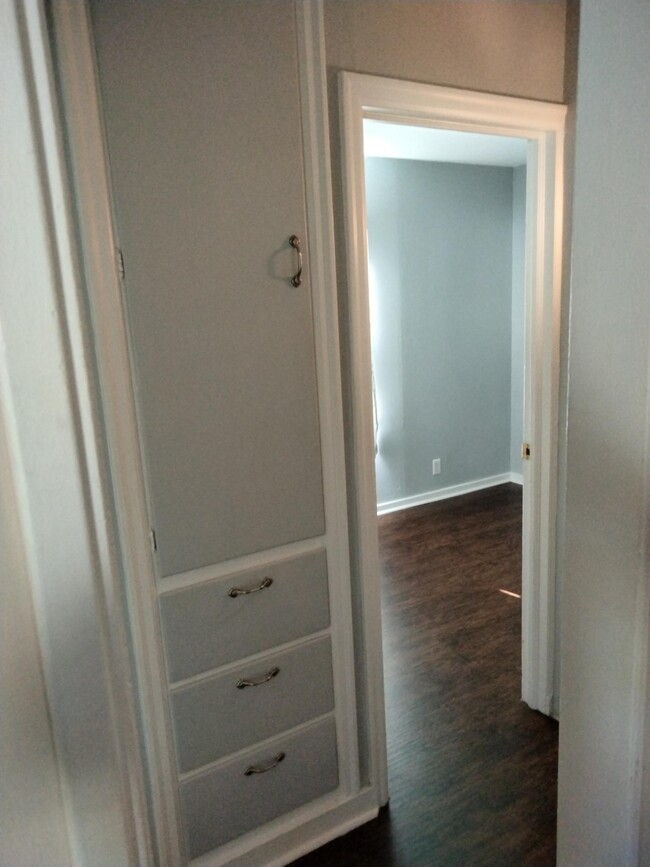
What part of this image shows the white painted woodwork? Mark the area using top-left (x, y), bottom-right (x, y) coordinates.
top-left (180, 716), bottom-right (339, 860)
top-left (377, 472), bottom-right (524, 516)
top-left (0, 317), bottom-right (74, 866)
top-left (48, 3), bottom-right (183, 860)
top-left (171, 637), bottom-right (334, 773)
top-left (1, 7), bottom-right (74, 860)
top-left (1, 1), bottom-right (151, 863)
top-left (339, 72), bottom-right (566, 799)
top-left (155, 536), bottom-right (327, 595)
top-left (48, 1), bottom-right (369, 863)
top-left (89, 0), bottom-right (325, 577)
top-left (22, 1), bottom-right (648, 865)
top-left (160, 550), bottom-right (330, 683)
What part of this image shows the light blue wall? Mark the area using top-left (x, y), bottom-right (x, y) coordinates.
top-left (510, 165), bottom-right (526, 476)
top-left (366, 157), bottom-right (523, 506)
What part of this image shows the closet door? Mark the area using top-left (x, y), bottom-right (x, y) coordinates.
top-left (90, 0), bottom-right (325, 577)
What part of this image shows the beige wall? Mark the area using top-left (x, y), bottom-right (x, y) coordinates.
top-left (324, 0), bottom-right (567, 103)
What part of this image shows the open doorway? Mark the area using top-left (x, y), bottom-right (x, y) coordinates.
top-left (365, 122), bottom-right (527, 514)
top-left (364, 123), bottom-right (559, 860)
top-left (339, 73), bottom-right (566, 807)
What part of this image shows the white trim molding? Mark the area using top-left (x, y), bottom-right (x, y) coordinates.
top-left (294, 0), bottom-right (361, 801)
top-left (377, 473), bottom-right (522, 516)
top-left (339, 73), bottom-right (566, 804)
top-left (49, 3), bottom-right (183, 862)
top-left (49, 1), bottom-right (370, 865)
top-left (1, 1), bottom-right (151, 863)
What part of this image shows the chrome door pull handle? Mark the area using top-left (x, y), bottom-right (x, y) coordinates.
top-left (289, 234), bottom-right (302, 286)
top-left (236, 666), bottom-right (280, 689)
top-left (228, 576), bottom-right (273, 598)
top-left (244, 751), bottom-right (286, 776)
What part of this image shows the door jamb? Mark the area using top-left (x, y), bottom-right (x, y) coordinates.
top-left (339, 72), bottom-right (566, 800)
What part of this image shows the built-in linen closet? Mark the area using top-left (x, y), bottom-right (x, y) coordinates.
top-left (87, 2), bottom-right (363, 862)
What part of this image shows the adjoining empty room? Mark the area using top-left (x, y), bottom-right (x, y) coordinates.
top-left (368, 123), bottom-right (559, 861)
top-left (365, 123), bottom-right (527, 512)
top-left (296, 121), bottom-right (559, 865)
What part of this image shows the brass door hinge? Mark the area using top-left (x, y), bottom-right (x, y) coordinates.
top-left (521, 442), bottom-right (531, 460)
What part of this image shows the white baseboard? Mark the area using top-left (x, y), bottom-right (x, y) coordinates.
top-left (377, 472), bottom-right (523, 516)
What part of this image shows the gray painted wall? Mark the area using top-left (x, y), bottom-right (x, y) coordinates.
top-left (324, 1), bottom-right (567, 104)
top-left (510, 165), bottom-right (526, 475)
top-left (557, 1), bottom-right (650, 864)
top-left (366, 158), bottom-right (524, 506)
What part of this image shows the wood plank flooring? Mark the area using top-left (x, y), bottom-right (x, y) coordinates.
top-left (293, 483), bottom-right (558, 867)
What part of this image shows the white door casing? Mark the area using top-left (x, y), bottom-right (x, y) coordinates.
top-left (339, 72), bottom-right (566, 797)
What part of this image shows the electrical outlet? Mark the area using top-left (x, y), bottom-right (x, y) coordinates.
top-left (432, 458), bottom-right (441, 475)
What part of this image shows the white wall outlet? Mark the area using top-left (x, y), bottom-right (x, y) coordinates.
top-left (432, 458), bottom-right (441, 475)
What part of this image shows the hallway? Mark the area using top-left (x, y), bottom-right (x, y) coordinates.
top-left (294, 484), bottom-right (557, 866)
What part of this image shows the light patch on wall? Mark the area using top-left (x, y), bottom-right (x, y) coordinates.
top-left (363, 119), bottom-right (527, 167)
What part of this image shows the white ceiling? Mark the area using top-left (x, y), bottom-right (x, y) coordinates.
top-left (363, 119), bottom-right (527, 167)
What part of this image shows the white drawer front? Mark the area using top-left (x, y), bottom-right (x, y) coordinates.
top-left (180, 716), bottom-right (338, 859)
top-left (171, 637), bottom-right (334, 772)
top-left (160, 550), bottom-right (329, 682)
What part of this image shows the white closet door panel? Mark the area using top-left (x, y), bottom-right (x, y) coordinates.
top-left (90, 0), bottom-right (325, 576)
top-left (170, 637), bottom-right (334, 772)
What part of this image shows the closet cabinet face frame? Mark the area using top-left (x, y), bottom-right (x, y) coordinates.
top-left (49, 2), bottom-right (367, 863)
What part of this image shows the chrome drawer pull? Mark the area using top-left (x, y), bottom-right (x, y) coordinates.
top-left (244, 751), bottom-right (286, 776)
top-left (289, 234), bottom-right (302, 287)
top-left (228, 576), bottom-right (273, 598)
top-left (236, 666), bottom-right (280, 689)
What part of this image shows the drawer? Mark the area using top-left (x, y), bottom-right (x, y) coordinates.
top-left (180, 716), bottom-right (338, 860)
top-left (160, 550), bottom-right (329, 682)
top-left (170, 636), bottom-right (334, 772)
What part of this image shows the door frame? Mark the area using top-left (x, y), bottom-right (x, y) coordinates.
top-left (339, 72), bottom-right (566, 797)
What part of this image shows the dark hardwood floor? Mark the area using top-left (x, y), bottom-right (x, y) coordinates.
top-left (294, 483), bottom-right (558, 867)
